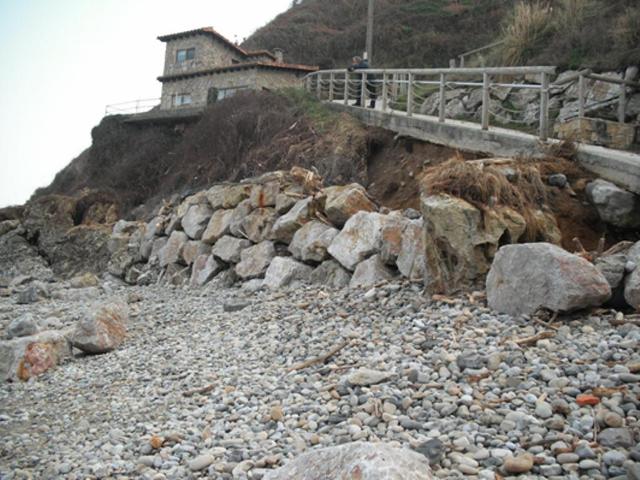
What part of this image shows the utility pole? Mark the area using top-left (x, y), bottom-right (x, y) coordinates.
top-left (365, 0), bottom-right (374, 64)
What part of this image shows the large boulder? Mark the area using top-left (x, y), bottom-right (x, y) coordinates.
top-left (421, 194), bottom-right (530, 293)
top-left (190, 255), bottom-right (223, 287)
top-left (181, 241), bottom-right (211, 266)
top-left (487, 243), bottom-right (612, 315)
top-left (70, 303), bottom-right (128, 354)
top-left (6, 314), bottom-right (40, 339)
top-left (586, 179), bottom-right (640, 229)
top-left (328, 212), bottom-right (385, 271)
top-left (202, 209), bottom-right (234, 244)
top-left (350, 255), bottom-right (398, 288)
top-left (140, 217), bottom-right (166, 260)
top-left (0, 330), bottom-right (72, 382)
top-left (310, 260), bottom-right (351, 288)
top-left (228, 200), bottom-right (255, 237)
top-left (181, 204), bottom-right (213, 240)
top-left (235, 241), bottom-right (276, 279)
top-left (250, 181), bottom-right (280, 208)
top-left (158, 231), bottom-right (189, 267)
top-left (624, 242), bottom-right (640, 310)
top-left (289, 221), bottom-right (339, 263)
top-left (263, 442), bottom-right (433, 480)
top-left (211, 235), bottom-right (252, 264)
top-left (379, 215), bottom-right (411, 265)
top-left (322, 184), bottom-right (377, 228)
top-left (207, 184), bottom-right (252, 210)
top-left (263, 257), bottom-right (313, 289)
top-left (108, 223), bottom-right (146, 278)
top-left (239, 208), bottom-right (277, 243)
top-left (271, 197), bottom-right (316, 243)
top-left (397, 219), bottom-right (426, 281)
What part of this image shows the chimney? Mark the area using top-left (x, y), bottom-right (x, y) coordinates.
top-left (273, 48), bottom-right (284, 63)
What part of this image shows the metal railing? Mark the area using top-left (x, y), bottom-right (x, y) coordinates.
top-left (105, 98), bottom-right (161, 116)
top-left (305, 66), bottom-right (640, 142)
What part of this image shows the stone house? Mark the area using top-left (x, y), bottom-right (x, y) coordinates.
top-left (157, 27), bottom-right (317, 110)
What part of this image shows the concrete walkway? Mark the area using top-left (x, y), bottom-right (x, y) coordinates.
top-left (329, 101), bottom-right (640, 194)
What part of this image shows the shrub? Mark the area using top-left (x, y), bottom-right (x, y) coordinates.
top-left (498, 1), bottom-right (553, 66)
top-left (613, 6), bottom-right (640, 64)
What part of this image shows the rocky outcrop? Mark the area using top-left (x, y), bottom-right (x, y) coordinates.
top-left (263, 442), bottom-right (433, 480)
top-left (486, 243), bottom-right (612, 315)
top-left (586, 179), bottom-right (640, 229)
top-left (21, 194), bottom-right (113, 277)
top-left (70, 303), bottom-right (128, 354)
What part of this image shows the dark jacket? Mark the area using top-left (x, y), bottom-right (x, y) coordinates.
top-left (348, 59), bottom-right (370, 72)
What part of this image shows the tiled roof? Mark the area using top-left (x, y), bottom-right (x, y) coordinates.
top-left (158, 27), bottom-right (248, 56)
top-left (245, 50), bottom-right (277, 61)
top-left (158, 62), bottom-right (319, 83)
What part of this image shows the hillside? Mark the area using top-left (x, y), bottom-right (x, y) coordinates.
top-left (34, 91), bottom-right (375, 218)
top-left (244, 0), bottom-right (640, 70)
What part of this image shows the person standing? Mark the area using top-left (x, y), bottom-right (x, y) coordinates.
top-left (348, 56), bottom-right (376, 108)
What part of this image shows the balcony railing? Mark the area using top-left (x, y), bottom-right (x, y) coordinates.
top-left (104, 98), bottom-right (161, 116)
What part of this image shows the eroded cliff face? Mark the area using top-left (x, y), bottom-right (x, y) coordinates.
top-left (32, 91), bottom-right (373, 220)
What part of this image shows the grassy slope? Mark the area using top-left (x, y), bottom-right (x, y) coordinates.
top-left (244, 0), bottom-right (640, 70)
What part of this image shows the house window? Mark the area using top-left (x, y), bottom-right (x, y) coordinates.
top-left (174, 93), bottom-right (192, 106)
top-left (176, 48), bottom-right (195, 63)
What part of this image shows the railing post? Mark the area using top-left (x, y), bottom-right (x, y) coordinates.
top-left (360, 72), bottom-right (367, 107)
top-left (539, 71), bottom-right (549, 141)
top-left (329, 72), bottom-right (335, 102)
top-left (578, 74), bottom-right (585, 118)
top-left (344, 71), bottom-right (349, 105)
top-left (407, 72), bottom-right (414, 117)
top-left (438, 73), bottom-right (446, 123)
top-left (306, 76), bottom-right (312, 92)
top-left (391, 73), bottom-right (398, 100)
top-left (618, 83), bottom-right (626, 124)
top-left (316, 74), bottom-right (322, 100)
top-left (481, 73), bottom-right (490, 130)
top-left (382, 72), bottom-right (388, 111)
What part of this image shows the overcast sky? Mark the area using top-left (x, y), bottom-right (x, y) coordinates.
top-left (0, 0), bottom-right (293, 208)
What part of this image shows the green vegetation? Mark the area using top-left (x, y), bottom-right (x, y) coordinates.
top-left (244, 0), bottom-right (639, 71)
top-left (282, 88), bottom-right (339, 133)
top-left (495, 0), bottom-right (639, 68)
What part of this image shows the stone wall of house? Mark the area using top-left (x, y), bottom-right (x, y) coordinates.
top-left (160, 69), bottom-right (307, 109)
top-left (255, 70), bottom-right (307, 91)
top-left (160, 69), bottom-right (258, 109)
top-left (162, 35), bottom-right (241, 77)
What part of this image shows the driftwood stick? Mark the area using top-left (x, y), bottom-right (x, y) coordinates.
top-left (513, 331), bottom-right (555, 346)
top-left (288, 340), bottom-right (352, 371)
top-left (183, 384), bottom-right (216, 397)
